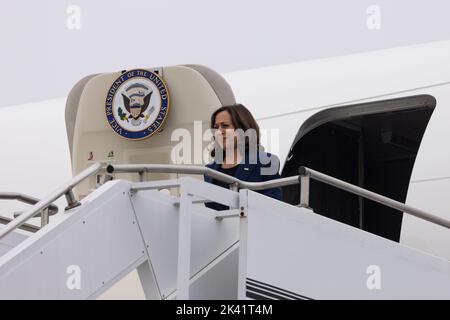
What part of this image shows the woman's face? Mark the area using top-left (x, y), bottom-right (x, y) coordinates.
top-left (213, 111), bottom-right (236, 150)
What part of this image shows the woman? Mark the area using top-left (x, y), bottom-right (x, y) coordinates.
top-left (204, 103), bottom-right (282, 211)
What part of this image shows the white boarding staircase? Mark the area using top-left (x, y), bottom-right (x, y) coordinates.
top-left (1, 164), bottom-right (450, 299)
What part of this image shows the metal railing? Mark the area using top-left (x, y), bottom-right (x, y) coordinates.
top-left (0, 193), bottom-right (59, 229)
top-left (108, 163), bottom-right (450, 229)
top-left (0, 216), bottom-right (40, 233)
top-left (298, 166), bottom-right (450, 229)
top-left (106, 164), bottom-right (299, 190)
top-left (1, 161), bottom-right (447, 241)
top-left (0, 163), bottom-right (102, 240)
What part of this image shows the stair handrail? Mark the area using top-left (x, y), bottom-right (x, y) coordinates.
top-left (108, 163), bottom-right (450, 229)
top-left (0, 163), bottom-right (102, 240)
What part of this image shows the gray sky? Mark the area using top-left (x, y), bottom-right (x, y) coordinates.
top-left (1, 0), bottom-right (450, 107)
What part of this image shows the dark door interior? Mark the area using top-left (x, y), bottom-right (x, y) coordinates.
top-left (281, 96), bottom-right (435, 242)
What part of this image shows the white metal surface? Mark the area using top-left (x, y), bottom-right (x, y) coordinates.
top-left (0, 177), bottom-right (241, 299)
top-left (0, 180), bottom-right (146, 299)
top-left (130, 177), bottom-right (239, 299)
top-left (0, 230), bottom-right (28, 258)
top-left (240, 190), bottom-right (450, 299)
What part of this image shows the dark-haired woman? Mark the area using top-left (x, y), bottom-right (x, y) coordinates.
top-left (204, 103), bottom-right (282, 211)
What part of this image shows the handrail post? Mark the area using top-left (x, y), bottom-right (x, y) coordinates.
top-left (213, 182), bottom-right (240, 221)
top-left (299, 166), bottom-right (311, 208)
top-left (177, 179), bottom-right (193, 299)
top-left (65, 189), bottom-right (81, 211)
top-left (229, 182), bottom-right (239, 192)
top-left (138, 171), bottom-right (145, 182)
top-left (40, 208), bottom-right (50, 227)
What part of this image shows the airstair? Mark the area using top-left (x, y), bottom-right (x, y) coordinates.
top-left (1, 163), bottom-right (450, 300)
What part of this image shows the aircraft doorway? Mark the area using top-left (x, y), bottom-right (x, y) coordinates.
top-left (281, 95), bottom-right (436, 242)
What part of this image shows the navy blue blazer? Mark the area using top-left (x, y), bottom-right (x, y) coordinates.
top-left (203, 150), bottom-right (283, 210)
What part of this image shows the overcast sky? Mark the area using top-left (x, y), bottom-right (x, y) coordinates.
top-left (1, 0), bottom-right (450, 107)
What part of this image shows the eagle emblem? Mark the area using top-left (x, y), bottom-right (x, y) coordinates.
top-left (105, 69), bottom-right (170, 140)
top-left (119, 83), bottom-right (155, 127)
